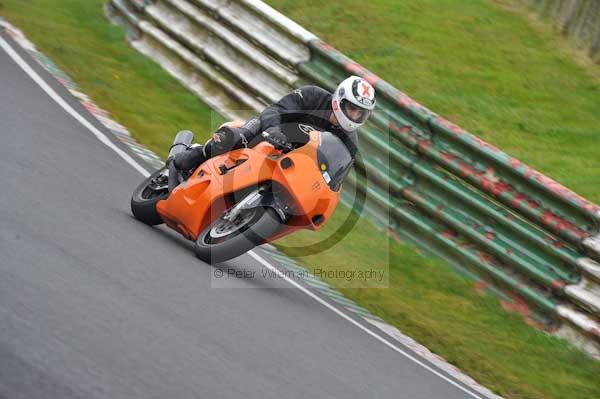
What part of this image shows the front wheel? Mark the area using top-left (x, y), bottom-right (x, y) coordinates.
top-left (131, 167), bottom-right (169, 225)
top-left (195, 206), bottom-right (281, 264)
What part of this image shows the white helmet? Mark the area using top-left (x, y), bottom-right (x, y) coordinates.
top-left (331, 75), bottom-right (376, 131)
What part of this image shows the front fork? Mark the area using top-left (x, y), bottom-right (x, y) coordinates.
top-left (230, 187), bottom-right (289, 223)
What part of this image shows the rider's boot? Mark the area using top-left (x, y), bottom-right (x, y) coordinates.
top-left (171, 145), bottom-right (207, 172)
top-left (169, 117), bottom-right (262, 172)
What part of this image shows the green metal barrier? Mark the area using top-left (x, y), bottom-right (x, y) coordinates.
top-left (305, 39), bottom-right (600, 246)
top-left (299, 38), bottom-right (600, 339)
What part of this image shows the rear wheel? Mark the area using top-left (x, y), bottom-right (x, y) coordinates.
top-left (195, 206), bottom-right (280, 263)
top-left (131, 167), bottom-right (169, 225)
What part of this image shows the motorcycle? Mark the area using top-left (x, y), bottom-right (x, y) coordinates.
top-left (130, 122), bottom-right (354, 263)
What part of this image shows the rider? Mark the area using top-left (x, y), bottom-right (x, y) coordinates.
top-left (170, 75), bottom-right (376, 172)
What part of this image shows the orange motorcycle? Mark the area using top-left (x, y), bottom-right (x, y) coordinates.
top-left (130, 123), bottom-right (354, 263)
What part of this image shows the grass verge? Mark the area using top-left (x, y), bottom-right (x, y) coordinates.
top-left (1, 1), bottom-right (600, 398)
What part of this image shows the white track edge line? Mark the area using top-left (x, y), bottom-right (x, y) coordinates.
top-left (247, 251), bottom-right (486, 399)
top-left (1, 31), bottom-right (486, 399)
top-left (0, 35), bottom-right (150, 178)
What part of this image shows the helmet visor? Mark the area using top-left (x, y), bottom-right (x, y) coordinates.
top-left (341, 99), bottom-right (371, 124)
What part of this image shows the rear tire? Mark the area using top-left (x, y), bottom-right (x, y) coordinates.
top-left (131, 167), bottom-right (169, 225)
top-left (195, 207), bottom-right (280, 264)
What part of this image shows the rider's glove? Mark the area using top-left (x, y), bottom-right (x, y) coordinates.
top-left (263, 126), bottom-right (289, 150)
top-left (211, 126), bottom-right (237, 153)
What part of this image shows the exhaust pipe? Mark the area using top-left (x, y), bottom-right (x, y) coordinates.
top-left (168, 130), bottom-right (194, 159)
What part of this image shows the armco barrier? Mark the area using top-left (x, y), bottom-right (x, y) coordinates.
top-left (106, 0), bottom-right (314, 119)
top-left (106, 0), bottom-right (600, 354)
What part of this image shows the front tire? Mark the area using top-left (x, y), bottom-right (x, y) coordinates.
top-left (195, 207), bottom-right (281, 263)
top-left (131, 167), bottom-right (169, 225)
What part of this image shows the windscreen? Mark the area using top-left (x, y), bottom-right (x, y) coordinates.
top-left (317, 131), bottom-right (354, 192)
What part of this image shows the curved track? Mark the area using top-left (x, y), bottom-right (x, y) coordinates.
top-left (0, 30), bottom-right (486, 399)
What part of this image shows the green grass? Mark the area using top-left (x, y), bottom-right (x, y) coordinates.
top-left (268, 0), bottom-right (600, 204)
top-left (0, 0), bottom-right (220, 159)
top-left (2, 1), bottom-right (600, 398)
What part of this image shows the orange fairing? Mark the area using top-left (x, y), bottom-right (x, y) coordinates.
top-left (156, 131), bottom-right (340, 241)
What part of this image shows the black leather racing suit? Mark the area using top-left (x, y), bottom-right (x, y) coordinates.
top-left (171, 85), bottom-right (359, 171)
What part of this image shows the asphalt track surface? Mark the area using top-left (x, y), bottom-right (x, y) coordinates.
top-left (0, 30), bottom-right (484, 399)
